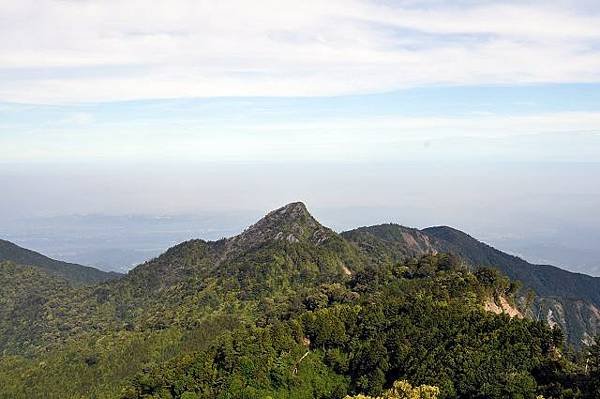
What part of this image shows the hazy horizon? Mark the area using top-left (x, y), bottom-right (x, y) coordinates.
top-left (2, 160), bottom-right (599, 276)
top-left (2, 1), bottom-right (600, 276)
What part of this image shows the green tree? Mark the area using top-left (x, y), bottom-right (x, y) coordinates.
top-left (585, 336), bottom-right (600, 398)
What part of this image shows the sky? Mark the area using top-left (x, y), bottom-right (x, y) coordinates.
top-left (1, 0), bottom-right (600, 273)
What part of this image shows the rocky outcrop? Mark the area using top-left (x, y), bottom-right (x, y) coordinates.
top-left (484, 296), bottom-right (523, 318)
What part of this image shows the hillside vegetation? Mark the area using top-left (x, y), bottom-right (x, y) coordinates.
top-left (0, 203), bottom-right (599, 398)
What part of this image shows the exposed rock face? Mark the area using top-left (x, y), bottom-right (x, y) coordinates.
top-left (537, 298), bottom-right (600, 346)
top-left (484, 296), bottom-right (523, 318)
top-left (546, 306), bottom-right (562, 329)
top-left (341, 265), bottom-right (352, 276)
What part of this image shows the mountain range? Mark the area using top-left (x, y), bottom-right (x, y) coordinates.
top-left (0, 202), bottom-right (599, 398)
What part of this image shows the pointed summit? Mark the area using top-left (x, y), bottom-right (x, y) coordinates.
top-left (232, 202), bottom-right (331, 247)
top-left (277, 201), bottom-right (309, 214)
top-left (210, 202), bottom-right (362, 278)
top-left (257, 202), bottom-right (316, 229)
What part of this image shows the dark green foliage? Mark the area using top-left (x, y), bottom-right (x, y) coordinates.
top-left (0, 261), bottom-right (75, 354)
top-left (583, 336), bottom-right (600, 398)
top-left (118, 256), bottom-right (586, 399)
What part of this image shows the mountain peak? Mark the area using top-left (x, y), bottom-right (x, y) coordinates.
top-left (231, 202), bottom-right (330, 247)
top-left (263, 201), bottom-right (312, 223)
top-left (281, 201), bottom-right (308, 212)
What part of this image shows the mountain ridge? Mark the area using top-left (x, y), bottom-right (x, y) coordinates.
top-left (342, 222), bottom-right (600, 345)
top-left (0, 238), bottom-right (122, 285)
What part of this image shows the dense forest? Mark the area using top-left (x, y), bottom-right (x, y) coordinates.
top-left (1, 203), bottom-right (599, 398)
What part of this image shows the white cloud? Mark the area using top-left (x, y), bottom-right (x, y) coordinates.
top-left (1, 0), bottom-right (600, 103)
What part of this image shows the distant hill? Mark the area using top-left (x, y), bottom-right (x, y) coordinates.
top-left (422, 226), bottom-right (600, 302)
top-left (0, 239), bottom-right (122, 285)
top-left (342, 223), bottom-right (600, 346)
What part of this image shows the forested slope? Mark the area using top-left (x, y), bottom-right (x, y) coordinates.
top-left (1, 203), bottom-right (599, 398)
